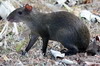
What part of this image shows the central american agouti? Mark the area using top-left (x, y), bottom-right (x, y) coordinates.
top-left (7, 4), bottom-right (90, 56)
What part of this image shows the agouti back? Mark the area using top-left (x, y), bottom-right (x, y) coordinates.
top-left (7, 4), bottom-right (90, 56)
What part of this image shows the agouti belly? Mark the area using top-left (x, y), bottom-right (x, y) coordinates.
top-left (7, 4), bottom-right (90, 56)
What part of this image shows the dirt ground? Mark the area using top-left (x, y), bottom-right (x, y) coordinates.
top-left (0, 0), bottom-right (100, 66)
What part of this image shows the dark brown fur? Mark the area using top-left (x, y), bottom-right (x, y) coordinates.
top-left (7, 6), bottom-right (90, 56)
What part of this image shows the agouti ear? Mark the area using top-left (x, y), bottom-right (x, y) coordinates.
top-left (24, 4), bottom-right (32, 11)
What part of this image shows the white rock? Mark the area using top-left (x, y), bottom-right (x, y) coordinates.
top-left (80, 10), bottom-right (100, 23)
top-left (0, 42), bottom-right (3, 46)
top-left (43, 2), bottom-right (63, 12)
top-left (0, 0), bottom-right (15, 19)
top-left (50, 49), bottom-right (65, 58)
top-left (56, 0), bottom-right (66, 4)
top-left (61, 59), bottom-right (77, 65)
top-left (67, 0), bottom-right (78, 6)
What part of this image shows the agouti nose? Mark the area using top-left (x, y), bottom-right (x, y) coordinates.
top-left (0, 16), bottom-right (2, 20)
top-left (7, 16), bottom-right (12, 21)
top-left (7, 16), bottom-right (13, 22)
top-left (7, 17), bottom-right (10, 21)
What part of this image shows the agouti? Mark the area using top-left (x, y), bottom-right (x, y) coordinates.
top-left (7, 4), bottom-right (90, 56)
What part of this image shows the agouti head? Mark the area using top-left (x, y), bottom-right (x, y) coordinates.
top-left (7, 4), bottom-right (37, 22)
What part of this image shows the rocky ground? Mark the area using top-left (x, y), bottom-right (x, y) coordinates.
top-left (0, 0), bottom-right (100, 66)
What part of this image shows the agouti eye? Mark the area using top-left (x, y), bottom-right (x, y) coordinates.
top-left (18, 11), bottom-right (22, 15)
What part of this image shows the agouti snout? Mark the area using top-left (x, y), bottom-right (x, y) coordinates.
top-left (0, 16), bottom-right (2, 20)
top-left (7, 4), bottom-right (90, 56)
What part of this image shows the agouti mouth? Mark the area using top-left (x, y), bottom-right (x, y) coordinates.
top-left (7, 18), bottom-right (14, 22)
top-left (7, 17), bottom-right (13, 22)
top-left (7, 17), bottom-right (17, 22)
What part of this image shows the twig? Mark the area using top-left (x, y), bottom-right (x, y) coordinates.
top-left (13, 23), bottom-right (19, 35)
top-left (0, 21), bottom-right (9, 38)
top-left (63, 3), bottom-right (73, 12)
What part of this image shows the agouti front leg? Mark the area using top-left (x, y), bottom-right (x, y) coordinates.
top-left (41, 37), bottom-right (49, 56)
top-left (22, 34), bottom-right (38, 55)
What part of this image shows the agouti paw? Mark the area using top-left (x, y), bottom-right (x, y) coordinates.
top-left (21, 50), bottom-right (27, 55)
top-left (41, 49), bottom-right (47, 56)
top-left (42, 51), bottom-right (46, 56)
top-left (60, 49), bottom-right (67, 53)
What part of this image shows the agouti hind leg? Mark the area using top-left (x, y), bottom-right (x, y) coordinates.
top-left (61, 44), bottom-right (78, 55)
top-left (22, 34), bottom-right (38, 55)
